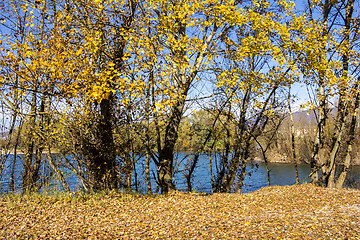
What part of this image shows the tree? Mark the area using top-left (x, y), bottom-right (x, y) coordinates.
top-left (301, 0), bottom-right (360, 187)
top-left (140, 0), bottom-right (257, 193)
top-left (1, 0), bottom-right (68, 192)
top-left (212, 0), bottom-right (313, 192)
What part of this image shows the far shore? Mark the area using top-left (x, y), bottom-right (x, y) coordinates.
top-left (254, 156), bottom-right (360, 166)
top-left (254, 154), bottom-right (360, 166)
top-left (1, 150), bottom-right (60, 155)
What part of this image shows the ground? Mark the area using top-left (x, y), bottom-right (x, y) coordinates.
top-left (1, 184), bottom-right (359, 239)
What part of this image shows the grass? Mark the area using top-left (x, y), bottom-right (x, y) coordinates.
top-left (1, 184), bottom-right (359, 239)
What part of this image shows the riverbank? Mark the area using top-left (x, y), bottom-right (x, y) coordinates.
top-left (1, 149), bottom-right (61, 155)
top-left (254, 154), bottom-right (360, 165)
top-left (1, 184), bottom-right (359, 239)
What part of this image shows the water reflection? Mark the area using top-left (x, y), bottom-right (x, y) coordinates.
top-left (1, 153), bottom-right (359, 194)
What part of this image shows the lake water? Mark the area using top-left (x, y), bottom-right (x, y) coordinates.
top-left (1, 153), bottom-right (359, 194)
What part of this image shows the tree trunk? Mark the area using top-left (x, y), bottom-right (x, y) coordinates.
top-left (157, 150), bottom-right (176, 194)
top-left (156, 9), bottom-right (191, 193)
top-left (213, 107), bottom-right (234, 192)
top-left (47, 148), bottom-right (70, 193)
top-left (335, 145), bottom-right (351, 189)
top-left (257, 140), bottom-right (271, 187)
top-left (322, 0), bottom-right (355, 188)
top-left (145, 150), bottom-right (152, 194)
top-left (233, 146), bottom-right (250, 193)
top-left (86, 98), bottom-right (117, 192)
top-left (310, 85), bottom-right (327, 185)
top-left (209, 152), bottom-right (214, 191)
top-left (23, 90), bottom-right (38, 193)
top-left (288, 87), bottom-right (299, 184)
top-left (154, 1), bottom-right (219, 193)
top-left (31, 94), bottom-right (46, 189)
top-left (309, 0), bottom-right (332, 186)
top-left (145, 72), bottom-right (152, 194)
top-left (123, 151), bottom-right (132, 192)
top-left (0, 111), bottom-right (17, 186)
top-left (323, 112), bottom-right (346, 187)
top-left (336, 80), bottom-right (359, 188)
top-left (333, 0), bottom-right (355, 188)
top-left (157, 97), bottom-right (186, 193)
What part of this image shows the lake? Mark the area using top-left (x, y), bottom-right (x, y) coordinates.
top-left (1, 153), bottom-right (359, 194)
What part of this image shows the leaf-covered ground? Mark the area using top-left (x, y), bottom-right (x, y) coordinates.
top-left (1, 184), bottom-right (359, 239)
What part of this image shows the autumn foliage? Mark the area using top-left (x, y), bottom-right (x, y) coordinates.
top-left (0, 0), bottom-right (360, 194)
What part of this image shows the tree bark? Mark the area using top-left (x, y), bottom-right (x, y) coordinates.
top-left (157, 97), bottom-right (186, 193)
top-left (145, 150), bottom-right (152, 194)
top-left (336, 81), bottom-right (359, 188)
top-left (288, 87), bottom-right (299, 184)
top-left (320, 0), bottom-right (355, 188)
top-left (47, 148), bottom-right (70, 193)
top-left (309, 0), bottom-right (332, 186)
top-left (86, 98), bottom-right (117, 192)
top-left (23, 90), bottom-right (38, 193)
